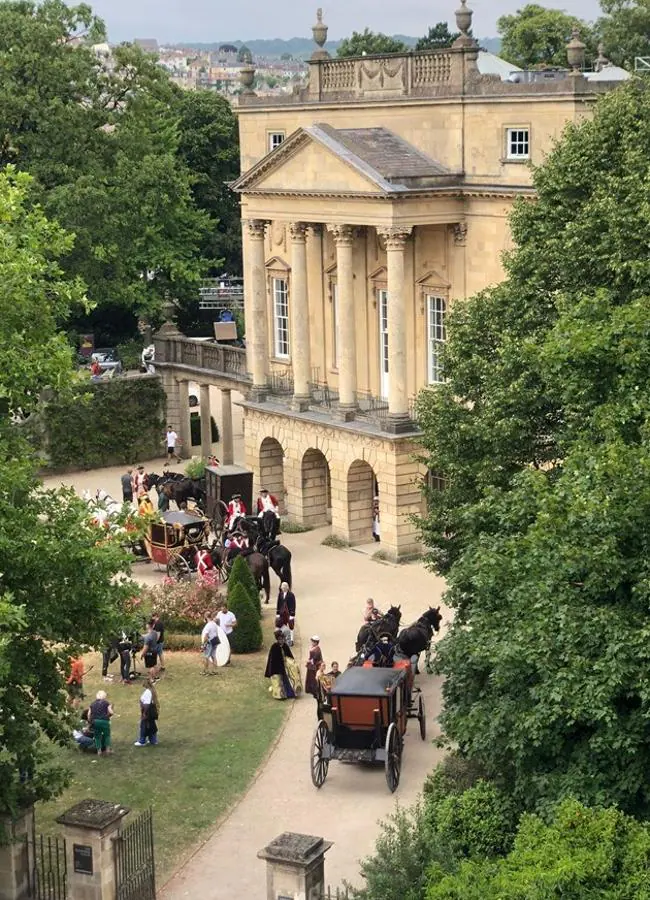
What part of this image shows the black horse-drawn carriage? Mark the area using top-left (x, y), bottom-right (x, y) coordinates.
top-left (311, 661), bottom-right (426, 793)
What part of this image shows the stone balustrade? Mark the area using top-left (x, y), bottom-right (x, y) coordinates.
top-left (153, 334), bottom-right (250, 382)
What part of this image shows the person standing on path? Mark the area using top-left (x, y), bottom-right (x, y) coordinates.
top-left (305, 636), bottom-right (323, 698)
top-left (275, 582), bottom-right (296, 644)
top-left (134, 676), bottom-right (159, 746)
top-left (165, 425), bottom-right (181, 464)
top-left (121, 468), bottom-right (133, 504)
top-left (89, 690), bottom-right (113, 755)
top-left (201, 612), bottom-right (220, 675)
top-left (264, 630), bottom-right (301, 700)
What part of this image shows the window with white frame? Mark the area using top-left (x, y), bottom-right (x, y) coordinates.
top-left (331, 282), bottom-right (339, 368)
top-left (272, 278), bottom-right (290, 358)
top-left (506, 127), bottom-right (530, 160)
top-left (427, 295), bottom-right (446, 384)
top-left (268, 132), bottom-right (285, 152)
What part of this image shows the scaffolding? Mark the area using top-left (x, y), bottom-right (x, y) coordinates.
top-left (198, 278), bottom-right (244, 311)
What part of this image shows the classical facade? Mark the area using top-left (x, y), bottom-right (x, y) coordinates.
top-left (156, 4), bottom-right (624, 561)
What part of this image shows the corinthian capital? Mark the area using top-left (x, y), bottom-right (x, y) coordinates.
top-left (289, 222), bottom-right (308, 241)
top-left (327, 223), bottom-right (354, 247)
top-left (245, 219), bottom-right (268, 239)
top-left (377, 226), bottom-right (413, 250)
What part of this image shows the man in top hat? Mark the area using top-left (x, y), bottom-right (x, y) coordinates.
top-left (257, 488), bottom-right (280, 539)
top-left (224, 492), bottom-right (246, 533)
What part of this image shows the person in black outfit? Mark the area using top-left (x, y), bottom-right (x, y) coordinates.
top-left (151, 614), bottom-right (165, 670)
top-left (121, 468), bottom-right (133, 503)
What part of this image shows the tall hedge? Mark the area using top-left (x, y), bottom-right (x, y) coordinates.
top-left (228, 584), bottom-right (262, 653)
top-left (228, 554), bottom-right (261, 616)
top-left (43, 375), bottom-right (165, 469)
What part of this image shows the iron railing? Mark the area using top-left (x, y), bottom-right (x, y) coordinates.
top-left (355, 390), bottom-right (390, 422)
top-left (319, 887), bottom-right (353, 900)
top-left (27, 833), bottom-right (67, 900)
top-left (269, 368), bottom-right (294, 395)
top-left (114, 809), bottom-right (156, 900)
top-left (310, 381), bottom-right (338, 410)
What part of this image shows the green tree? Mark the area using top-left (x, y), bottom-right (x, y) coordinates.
top-left (227, 584), bottom-right (262, 653)
top-left (0, 0), bottom-right (212, 339)
top-left (237, 45), bottom-right (252, 63)
top-left (0, 168), bottom-right (133, 821)
top-left (497, 4), bottom-right (596, 68)
top-left (415, 23), bottom-right (460, 51)
top-left (228, 554), bottom-right (261, 616)
top-left (598, 0), bottom-right (650, 68)
top-left (418, 80), bottom-right (650, 816)
top-left (427, 800), bottom-right (650, 898)
top-left (336, 29), bottom-right (408, 58)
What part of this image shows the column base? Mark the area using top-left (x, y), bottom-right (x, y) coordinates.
top-left (291, 395), bottom-right (311, 412)
top-left (383, 413), bottom-right (414, 434)
top-left (334, 404), bottom-right (356, 422)
top-left (248, 386), bottom-right (268, 402)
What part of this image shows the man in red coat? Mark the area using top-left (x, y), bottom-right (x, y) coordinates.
top-left (224, 493), bottom-right (246, 532)
top-left (256, 488), bottom-right (280, 539)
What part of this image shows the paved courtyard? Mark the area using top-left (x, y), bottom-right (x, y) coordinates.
top-left (43, 464), bottom-right (449, 897)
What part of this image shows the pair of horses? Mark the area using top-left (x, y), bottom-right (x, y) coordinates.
top-left (147, 472), bottom-right (206, 510)
top-left (355, 605), bottom-right (443, 673)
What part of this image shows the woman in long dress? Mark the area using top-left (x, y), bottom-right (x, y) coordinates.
top-left (305, 636), bottom-right (323, 698)
top-left (265, 630), bottom-right (301, 700)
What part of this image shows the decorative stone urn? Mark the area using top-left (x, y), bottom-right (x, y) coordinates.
top-left (311, 8), bottom-right (330, 60)
top-left (239, 65), bottom-right (256, 94)
top-left (455, 0), bottom-right (473, 36)
top-left (566, 27), bottom-right (586, 72)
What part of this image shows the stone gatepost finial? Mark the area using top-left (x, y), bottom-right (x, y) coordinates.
top-left (594, 41), bottom-right (609, 72)
top-left (239, 62), bottom-right (256, 94)
top-left (452, 0), bottom-right (478, 49)
top-left (566, 26), bottom-right (586, 73)
top-left (312, 8), bottom-right (330, 59)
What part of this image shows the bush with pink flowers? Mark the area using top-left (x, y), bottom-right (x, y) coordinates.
top-left (139, 574), bottom-right (224, 634)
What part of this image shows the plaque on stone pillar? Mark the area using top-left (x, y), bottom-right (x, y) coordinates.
top-left (73, 844), bottom-right (93, 875)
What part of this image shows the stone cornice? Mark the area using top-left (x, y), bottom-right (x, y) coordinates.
top-left (240, 185), bottom-right (536, 201)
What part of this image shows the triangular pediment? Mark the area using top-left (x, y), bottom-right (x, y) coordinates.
top-left (232, 128), bottom-right (391, 195)
top-left (417, 269), bottom-right (450, 289)
top-left (368, 265), bottom-right (387, 282)
top-left (265, 256), bottom-right (290, 271)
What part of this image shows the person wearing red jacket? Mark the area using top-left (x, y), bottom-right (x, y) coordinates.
top-left (224, 494), bottom-right (246, 532)
top-left (257, 488), bottom-right (280, 539)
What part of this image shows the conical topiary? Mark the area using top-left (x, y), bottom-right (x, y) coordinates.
top-left (228, 583), bottom-right (262, 653)
top-left (228, 554), bottom-right (261, 616)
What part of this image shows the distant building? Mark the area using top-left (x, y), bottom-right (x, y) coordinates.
top-left (134, 38), bottom-right (159, 53)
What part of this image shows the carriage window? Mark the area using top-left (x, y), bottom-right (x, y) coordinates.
top-left (427, 295), bottom-right (446, 385)
top-left (273, 277), bottom-right (290, 359)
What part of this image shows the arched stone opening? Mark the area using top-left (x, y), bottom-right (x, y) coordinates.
top-left (259, 437), bottom-right (285, 513)
top-left (347, 459), bottom-right (376, 545)
top-left (301, 448), bottom-right (331, 526)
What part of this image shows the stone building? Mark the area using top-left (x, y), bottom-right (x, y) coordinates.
top-left (156, 4), bottom-right (624, 561)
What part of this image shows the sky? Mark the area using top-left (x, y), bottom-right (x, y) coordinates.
top-left (85, 0), bottom-right (605, 44)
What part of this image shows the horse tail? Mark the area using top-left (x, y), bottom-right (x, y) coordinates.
top-left (283, 554), bottom-right (292, 589)
top-left (262, 559), bottom-right (271, 604)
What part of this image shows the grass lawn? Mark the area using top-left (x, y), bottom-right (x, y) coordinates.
top-left (35, 619), bottom-right (287, 886)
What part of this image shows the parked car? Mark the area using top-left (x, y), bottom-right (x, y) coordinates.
top-left (91, 348), bottom-right (123, 375)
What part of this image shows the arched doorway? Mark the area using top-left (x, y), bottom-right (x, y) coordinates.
top-left (301, 448), bottom-right (331, 526)
top-left (347, 459), bottom-right (376, 545)
top-left (259, 437), bottom-right (285, 513)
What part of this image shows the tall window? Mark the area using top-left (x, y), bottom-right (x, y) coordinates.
top-left (331, 282), bottom-right (339, 368)
top-left (427, 295), bottom-right (446, 384)
top-left (378, 288), bottom-right (389, 400)
top-left (273, 278), bottom-right (289, 358)
top-left (268, 132), bottom-right (285, 152)
top-left (506, 127), bottom-right (530, 160)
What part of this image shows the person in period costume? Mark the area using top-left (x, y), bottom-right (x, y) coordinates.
top-left (275, 582), bottom-right (296, 642)
top-left (224, 493), bottom-right (246, 532)
top-left (257, 488), bottom-right (280, 538)
top-left (138, 493), bottom-right (154, 517)
top-left (264, 630), bottom-right (301, 700)
top-left (195, 546), bottom-right (215, 577)
top-left (225, 530), bottom-right (249, 565)
top-left (305, 636), bottom-right (323, 698)
top-left (133, 465), bottom-right (148, 499)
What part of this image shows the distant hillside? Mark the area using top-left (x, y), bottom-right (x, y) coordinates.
top-left (175, 35), bottom-right (501, 59)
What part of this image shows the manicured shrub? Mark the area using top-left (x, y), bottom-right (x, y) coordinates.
top-left (228, 554), bottom-right (261, 616)
top-left (227, 584), bottom-right (262, 653)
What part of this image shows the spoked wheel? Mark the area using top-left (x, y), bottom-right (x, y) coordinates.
top-left (167, 554), bottom-right (192, 582)
top-left (218, 563), bottom-right (230, 584)
top-left (310, 720), bottom-right (330, 788)
top-left (385, 722), bottom-right (402, 793)
top-left (418, 694), bottom-right (427, 741)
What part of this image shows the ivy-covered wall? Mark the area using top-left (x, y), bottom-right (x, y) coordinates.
top-left (43, 375), bottom-right (166, 469)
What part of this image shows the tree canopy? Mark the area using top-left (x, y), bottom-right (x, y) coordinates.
top-left (415, 23), bottom-right (460, 51)
top-left (599, 0), bottom-right (650, 68)
top-left (418, 80), bottom-right (650, 817)
top-left (336, 29), bottom-right (408, 57)
top-left (497, 3), bottom-right (596, 68)
top-left (0, 168), bottom-right (134, 820)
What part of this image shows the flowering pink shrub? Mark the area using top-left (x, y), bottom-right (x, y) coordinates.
top-left (139, 577), bottom-right (224, 632)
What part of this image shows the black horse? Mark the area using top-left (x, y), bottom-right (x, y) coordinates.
top-left (210, 545), bottom-right (271, 604)
top-left (256, 535), bottom-right (293, 588)
top-left (161, 478), bottom-right (206, 511)
top-left (396, 606), bottom-right (443, 673)
top-left (355, 604), bottom-right (402, 653)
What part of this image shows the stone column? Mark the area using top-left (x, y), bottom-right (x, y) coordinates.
top-left (258, 833), bottom-right (332, 900)
top-left (220, 388), bottom-right (234, 465)
top-left (176, 379), bottom-right (192, 459)
top-left (0, 807), bottom-right (33, 900)
top-left (379, 226), bottom-right (413, 432)
top-left (327, 224), bottom-right (356, 419)
top-left (246, 219), bottom-right (269, 400)
top-left (199, 384), bottom-right (212, 458)
top-left (289, 222), bottom-right (311, 410)
top-left (56, 800), bottom-right (130, 900)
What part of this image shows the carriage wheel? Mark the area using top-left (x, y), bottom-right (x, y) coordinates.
top-left (418, 695), bottom-right (427, 741)
top-left (167, 554), bottom-right (192, 582)
top-left (218, 563), bottom-right (230, 584)
top-left (385, 722), bottom-right (402, 793)
top-left (310, 720), bottom-right (330, 788)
